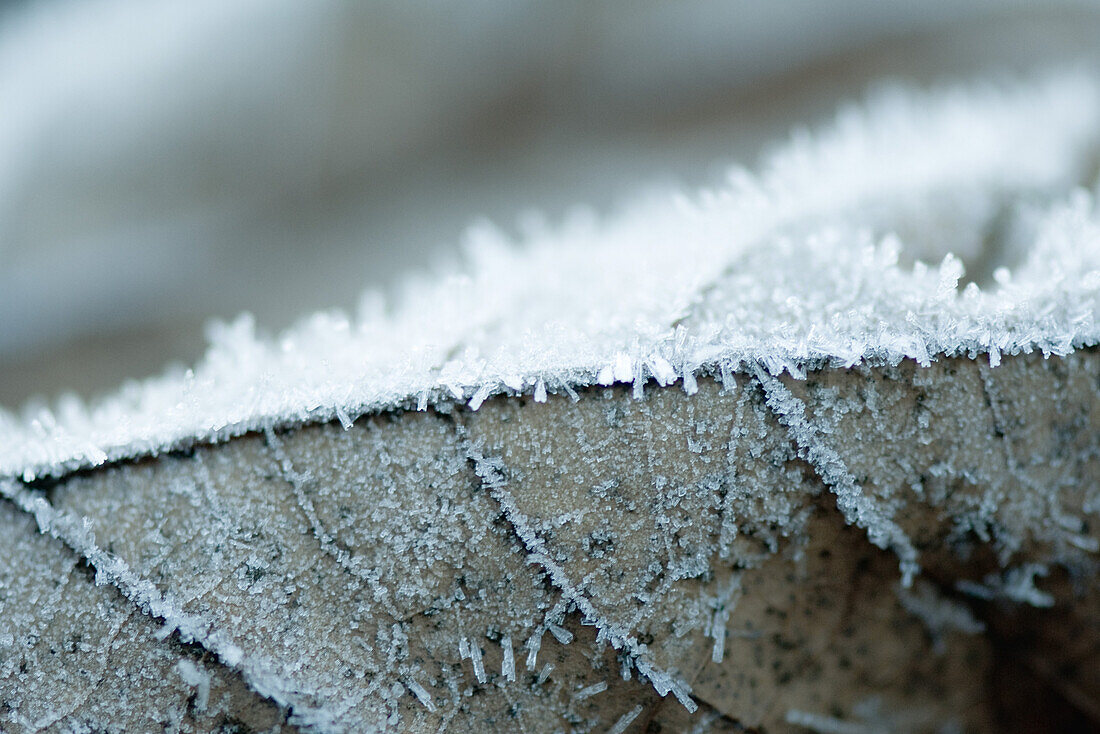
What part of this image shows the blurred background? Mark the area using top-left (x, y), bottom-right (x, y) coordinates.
top-left (2, 0), bottom-right (1100, 406)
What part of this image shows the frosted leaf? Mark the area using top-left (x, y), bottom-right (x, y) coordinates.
top-left (0, 490), bottom-right (287, 732)
top-left (779, 351), bottom-right (1100, 584)
top-left (9, 355), bottom-right (1055, 730)
top-left (755, 366), bottom-right (920, 585)
top-left (2, 72), bottom-right (1099, 481)
top-left (2, 70), bottom-right (1100, 733)
top-left (36, 412), bottom-right (682, 731)
top-left (41, 417), bottom-right (564, 729)
top-left (467, 378), bottom-right (814, 680)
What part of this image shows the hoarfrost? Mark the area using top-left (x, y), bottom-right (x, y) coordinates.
top-left (2, 72), bottom-right (1099, 481)
top-left (501, 634), bottom-right (515, 682)
top-left (607, 704), bottom-right (643, 734)
top-left (469, 640), bottom-right (486, 684)
top-left (1, 71), bottom-right (1100, 732)
top-left (407, 680), bottom-right (435, 713)
top-left (895, 581), bottom-right (985, 653)
top-left (547, 623), bottom-right (574, 645)
top-left (0, 481), bottom-right (288, 731)
top-left (176, 659), bottom-right (211, 712)
top-left (956, 564), bottom-right (1056, 608)
top-left (755, 367), bottom-right (920, 585)
top-left (572, 681), bottom-right (607, 701)
top-left (524, 631), bottom-right (542, 670)
top-left (707, 575), bottom-right (741, 664)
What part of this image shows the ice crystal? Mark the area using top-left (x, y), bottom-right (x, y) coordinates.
top-left (956, 564), bottom-right (1056, 608)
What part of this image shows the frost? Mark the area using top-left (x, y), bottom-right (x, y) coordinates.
top-left (895, 581), bottom-right (985, 653)
top-left (0, 482), bottom-right (287, 731)
top-left (469, 439), bottom-right (701, 713)
top-left (956, 564), bottom-right (1055, 608)
top-left (500, 634), bottom-right (515, 682)
top-left (524, 631), bottom-right (542, 670)
top-left (755, 368), bottom-right (920, 584)
top-left (2, 72), bottom-right (1099, 481)
top-left (707, 576), bottom-right (741, 664)
top-left (546, 623), bottom-right (573, 645)
top-left (607, 704), bottom-right (643, 734)
top-left (2, 70), bottom-right (1100, 733)
top-left (407, 680), bottom-right (435, 713)
top-left (470, 641), bottom-right (486, 684)
top-left (4, 415), bottom-right (582, 731)
top-left (572, 681), bottom-right (607, 701)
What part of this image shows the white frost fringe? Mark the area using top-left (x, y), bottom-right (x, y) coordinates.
top-left (3, 71), bottom-right (1100, 489)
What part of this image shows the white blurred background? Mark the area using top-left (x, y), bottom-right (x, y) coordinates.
top-left (1, 0), bottom-right (1099, 405)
